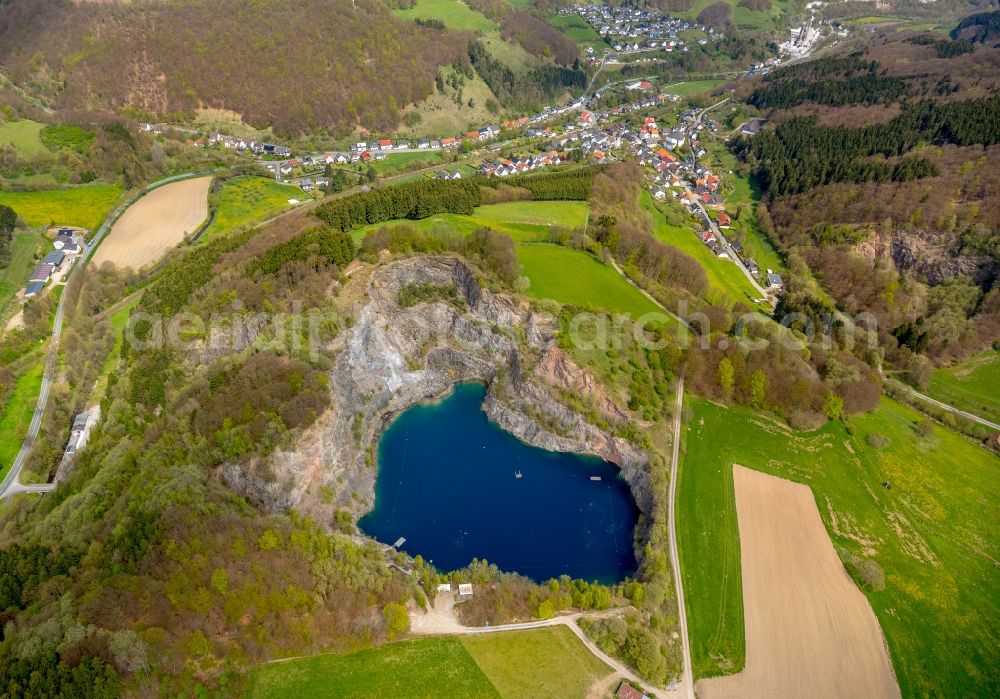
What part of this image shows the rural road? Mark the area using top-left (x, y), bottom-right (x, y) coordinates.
top-left (667, 376), bottom-right (695, 699)
top-left (0, 170), bottom-right (213, 500)
top-left (908, 388), bottom-right (1000, 431)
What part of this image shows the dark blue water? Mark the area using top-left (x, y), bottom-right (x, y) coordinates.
top-left (359, 383), bottom-right (639, 583)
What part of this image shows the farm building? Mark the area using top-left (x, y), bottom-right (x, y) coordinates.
top-left (23, 281), bottom-right (45, 299)
top-left (458, 583), bottom-right (474, 597)
top-left (42, 250), bottom-right (66, 269)
top-left (28, 263), bottom-right (55, 283)
top-left (616, 681), bottom-right (650, 699)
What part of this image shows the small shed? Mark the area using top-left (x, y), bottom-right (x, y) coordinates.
top-left (458, 583), bottom-right (473, 597)
top-left (436, 583), bottom-right (452, 593)
top-left (24, 281), bottom-right (45, 298)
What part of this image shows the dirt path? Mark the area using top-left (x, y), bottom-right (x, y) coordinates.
top-left (92, 176), bottom-right (212, 269)
top-left (696, 466), bottom-right (900, 699)
top-left (410, 594), bottom-right (675, 698)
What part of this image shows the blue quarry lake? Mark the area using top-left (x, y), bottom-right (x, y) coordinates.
top-left (359, 383), bottom-right (639, 583)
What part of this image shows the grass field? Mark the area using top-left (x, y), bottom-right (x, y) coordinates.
top-left (678, 396), bottom-right (1000, 697)
top-left (0, 357), bottom-right (44, 481)
top-left (371, 151), bottom-right (449, 175)
top-left (250, 627), bottom-right (610, 699)
top-left (663, 80), bottom-right (729, 100)
top-left (549, 14), bottom-right (603, 43)
top-left (251, 636), bottom-right (497, 699)
top-left (0, 120), bottom-right (47, 157)
top-left (926, 351), bottom-right (1000, 424)
top-left (641, 192), bottom-right (759, 308)
top-left (352, 200), bottom-right (589, 243)
top-left (0, 184), bottom-right (122, 232)
top-left (394, 0), bottom-right (495, 32)
top-left (199, 176), bottom-right (301, 242)
top-left (517, 244), bottom-right (663, 317)
top-left (0, 230), bottom-right (45, 315)
top-left (459, 627), bottom-right (610, 699)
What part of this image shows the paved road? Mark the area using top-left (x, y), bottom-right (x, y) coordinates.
top-left (0, 171), bottom-right (213, 499)
top-left (666, 376), bottom-right (694, 699)
top-left (907, 388), bottom-right (1000, 432)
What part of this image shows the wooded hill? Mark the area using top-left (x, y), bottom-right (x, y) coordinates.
top-left (731, 30), bottom-right (1000, 380)
top-left (0, 0), bottom-right (468, 136)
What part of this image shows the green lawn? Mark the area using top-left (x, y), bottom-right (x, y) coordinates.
top-left (678, 396), bottom-right (1000, 697)
top-left (0, 120), bottom-right (47, 157)
top-left (662, 80), bottom-right (729, 99)
top-left (642, 192), bottom-right (759, 308)
top-left (394, 0), bottom-right (496, 32)
top-left (517, 244), bottom-right (662, 318)
top-left (549, 14), bottom-right (603, 44)
top-left (371, 151), bottom-right (449, 175)
top-left (199, 176), bottom-right (301, 242)
top-left (0, 230), bottom-right (45, 315)
top-left (0, 184), bottom-right (122, 232)
top-left (0, 357), bottom-right (44, 481)
top-left (250, 636), bottom-right (498, 699)
top-left (926, 351), bottom-right (1000, 424)
top-left (250, 627), bottom-right (610, 699)
top-left (352, 201), bottom-right (589, 244)
top-left (459, 627), bottom-right (610, 699)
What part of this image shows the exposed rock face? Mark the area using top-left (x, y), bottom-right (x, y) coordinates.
top-left (222, 256), bottom-right (653, 535)
top-left (854, 230), bottom-right (996, 287)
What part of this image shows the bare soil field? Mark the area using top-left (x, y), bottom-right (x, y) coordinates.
top-left (696, 465), bottom-right (900, 699)
top-left (92, 177), bottom-right (211, 269)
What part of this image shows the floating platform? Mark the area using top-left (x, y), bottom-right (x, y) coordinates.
top-left (590, 476), bottom-right (602, 481)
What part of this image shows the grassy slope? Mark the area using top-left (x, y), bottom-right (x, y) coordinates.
top-left (0, 184), bottom-right (122, 232)
top-left (641, 191), bottom-right (758, 307)
top-left (517, 244), bottom-right (662, 317)
top-left (394, 0), bottom-right (495, 32)
top-left (460, 627), bottom-right (610, 699)
top-left (699, 140), bottom-right (784, 274)
top-left (0, 120), bottom-right (47, 157)
top-left (677, 0), bottom-right (803, 31)
top-left (663, 80), bottom-right (729, 99)
top-left (250, 636), bottom-right (499, 699)
top-left (200, 177), bottom-right (301, 242)
top-left (351, 200), bottom-right (589, 243)
top-left (0, 230), bottom-right (45, 314)
top-left (678, 396), bottom-right (1000, 697)
top-left (0, 357), bottom-right (44, 480)
top-left (926, 350), bottom-right (1000, 424)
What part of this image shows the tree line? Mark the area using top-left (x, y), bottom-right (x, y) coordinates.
top-left (315, 179), bottom-right (482, 232)
top-left (0, 204), bottom-right (15, 268)
top-left (734, 96), bottom-right (1000, 197)
top-left (482, 167), bottom-right (599, 201)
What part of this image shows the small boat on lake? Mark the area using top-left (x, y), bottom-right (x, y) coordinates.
top-left (515, 471), bottom-right (523, 479)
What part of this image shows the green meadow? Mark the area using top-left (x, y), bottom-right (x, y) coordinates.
top-left (678, 396), bottom-right (1000, 697)
top-left (351, 200), bottom-right (589, 243)
top-left (0, 229), bottom-right (45, 315)
top-left (926, 350), bottom-right (1000, 424)
top-left (517, 244), bottom-right (662, 318)
top-left (0, 120), bottom-right (47, 157)
top-left (394, 0), bottom-right (495, 33)
top-left (0, 183), bottom-right (122, 232)
top-left (250, 627), bottom-right (610, 699)
top-left (641, 192), bottom-right (759, 308)
top-left (663, 80), bottom-right (729, 99)
top-left (200, 176), bottom-right (301, 242)
top-left (0, 357), bottom-right (44, 481)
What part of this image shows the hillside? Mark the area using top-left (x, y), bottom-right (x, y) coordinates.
top-left (729, 30), bottom-right (1000, 376)
top-left (0, 0), bottom-right (469, 136)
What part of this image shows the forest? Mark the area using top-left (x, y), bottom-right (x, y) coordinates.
top-left (314, 179), bottom-right (483, 232)
top-left (468, 41), bottom-right (587, 110)
top-left (0, 0), bottom-right (469, 135)
top-left (733, 96), bottom-right (1000, 196)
